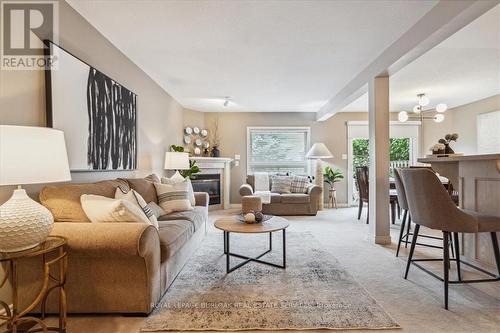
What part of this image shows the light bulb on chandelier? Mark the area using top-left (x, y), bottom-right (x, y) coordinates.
top-left (413, 105), bottom-right (422, 113)
top-left (418, 94), bottom-right (430, 107)
top-left (398, 111), bottom-right (409, 122)
top-left (435, 103), bottom-right (447, 113)
top-left (433, 114), bottom-right (445, 123)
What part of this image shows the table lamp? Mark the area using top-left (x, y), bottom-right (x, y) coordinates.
top-left (0, 126), bottom-right (71, 252)
top-left (306, 143), bottom-right (333, 210)
top-left (164, 152), bottom-right (190, 181)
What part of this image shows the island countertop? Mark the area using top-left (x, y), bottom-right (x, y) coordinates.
top-left (418, 153), bottom-right (500, 163)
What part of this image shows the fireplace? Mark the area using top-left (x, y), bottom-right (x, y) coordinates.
top-left (191, 174), bottom-right (221, 205)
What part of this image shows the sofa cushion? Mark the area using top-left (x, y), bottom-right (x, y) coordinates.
top-left (269, 193), bottom-right (282, 203)
top-left (122, 174), bottom-right (159, 204)
top-left (158, 206), bottom-right (207, 232)
top-left (270, 175), bottom-right (292, 194)
top-left (281, 193), bottom-right (310, 204)
top-left (40, 179), bottom-right (129, 222)
top-left (157, 219), bottom-right (194, 261)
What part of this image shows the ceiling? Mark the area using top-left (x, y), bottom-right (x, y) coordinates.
top-left (342, 4), bottom-right (500, 112)
top-left (67, 0), bottom-right (439, 112)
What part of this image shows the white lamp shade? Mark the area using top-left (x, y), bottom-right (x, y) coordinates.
top-left (0, 125), bottom-right (71, 186)
top-left (306, 143), bottom-right (333, 159)
top-left (164, 152), bottom-right (189, 170)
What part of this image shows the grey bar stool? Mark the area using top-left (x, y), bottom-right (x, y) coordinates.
top-left (394, 168), bottom-right (451, 257)
top-left (400, 168), bottom-right (500, 310)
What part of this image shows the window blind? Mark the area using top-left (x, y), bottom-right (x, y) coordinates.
top-left (247, 127), bottom-right (310, 174)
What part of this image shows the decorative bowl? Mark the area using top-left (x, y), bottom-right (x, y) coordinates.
top-left (234, 213), bottom-right (273, 224)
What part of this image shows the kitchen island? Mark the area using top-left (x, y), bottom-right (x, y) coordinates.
top-left (417, 154), bottom-right (500, 269)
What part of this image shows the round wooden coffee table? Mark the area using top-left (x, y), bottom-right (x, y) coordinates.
top-left (214, 216), bottom-right (289, 273)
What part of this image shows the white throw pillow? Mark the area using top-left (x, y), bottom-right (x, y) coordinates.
top-left (154, 182), bottom-right (194, 214)
top-left (80, 194), bottom-right (151, 225)
top-left (161, 176), bottom-right (196, 206)
top-left (115, 188), bottom-right (159, 229)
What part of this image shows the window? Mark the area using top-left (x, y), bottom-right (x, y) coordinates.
top-left (247, 127), bottom-right (310, 174)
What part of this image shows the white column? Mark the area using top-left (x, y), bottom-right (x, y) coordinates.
top-left (368, 76), bottom-right (391, 245)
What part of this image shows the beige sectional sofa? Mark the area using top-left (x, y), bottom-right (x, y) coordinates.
top-left (239, 175), bottom-right (321, 215)
top-left (16, 176), bottom-right (208, 314)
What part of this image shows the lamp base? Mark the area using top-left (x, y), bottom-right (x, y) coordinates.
top-left (170, 170), bottom-right (186, 182)
top-left (315, 159), bottom-right (324, 210)
top-left (0, 189), bottom-right (54, 252)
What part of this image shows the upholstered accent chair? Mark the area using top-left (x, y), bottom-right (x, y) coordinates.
top-left (400, 168), bottom-right (500, 309)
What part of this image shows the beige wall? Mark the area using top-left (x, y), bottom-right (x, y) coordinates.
top-left (423, 94), bottom-right (500, 155)
top-left (0, 0), bottom-right (186, 303)
top-left (202, 111), bottom-right (387, 204)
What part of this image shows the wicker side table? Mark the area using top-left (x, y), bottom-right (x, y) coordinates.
top-left (0, 235), bottom-right (68, 333)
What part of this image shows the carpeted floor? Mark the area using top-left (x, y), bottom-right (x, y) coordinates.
top-left (142, 231), bottom-right (399, 332)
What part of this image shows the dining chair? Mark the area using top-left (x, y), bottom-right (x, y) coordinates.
top-left (400, 168), bottom-right (500, 309)
top-left (394, 168), bottom-right (453, 258)
top-left (355, 166), bottom-right (398, 225)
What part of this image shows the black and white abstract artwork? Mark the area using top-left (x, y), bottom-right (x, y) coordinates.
top-left (47, 42), bottom-right (137, 171)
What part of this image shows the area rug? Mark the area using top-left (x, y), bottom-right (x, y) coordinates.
top-left (142, 231), bottom-right (399, 331)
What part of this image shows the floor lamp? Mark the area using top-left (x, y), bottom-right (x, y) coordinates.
top-left (306, 143), bottom-right (333, 210)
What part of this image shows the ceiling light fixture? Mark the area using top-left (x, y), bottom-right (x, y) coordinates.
top-left (223, 96), bottom-right (231, 107)
top-left (398, 93), bottom-right (447, 124)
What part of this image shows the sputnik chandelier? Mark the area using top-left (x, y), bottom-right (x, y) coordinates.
top-left (398, 93), bottom-right (447, 123)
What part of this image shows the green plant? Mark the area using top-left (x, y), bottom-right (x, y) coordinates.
top-left (324, 166), bottom-right (344, 188)
top-left (169, 145), bottom-right (200, 179)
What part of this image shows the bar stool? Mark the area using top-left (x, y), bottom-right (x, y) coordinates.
top-left (394, 168), bottom-right (450, 257)
top-left (400, 168), bottom-right (500, 309)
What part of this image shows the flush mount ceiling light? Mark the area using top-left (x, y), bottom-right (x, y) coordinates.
top-left (398, 93), bottom-right (448, 124)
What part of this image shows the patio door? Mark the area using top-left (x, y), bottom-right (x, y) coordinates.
top-left (346, 121), bottom-right (421, 206)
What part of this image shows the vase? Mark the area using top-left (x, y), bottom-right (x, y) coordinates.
top-left (211, 146), bottom-right (220, 157)
top-left (444, 144), bottom-right (455, 154)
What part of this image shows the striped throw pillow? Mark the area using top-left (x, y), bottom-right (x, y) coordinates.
top-left (115, 187), bottom-right (159, 229)
top-left (154, 182), bottom-right (194, 214)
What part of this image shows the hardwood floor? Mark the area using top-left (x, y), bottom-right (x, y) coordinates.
top-left (41, 207), bottom-right (500, 333)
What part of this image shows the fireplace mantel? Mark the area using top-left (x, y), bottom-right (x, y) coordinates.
top-left (190, 157), bottom-right (233, 209)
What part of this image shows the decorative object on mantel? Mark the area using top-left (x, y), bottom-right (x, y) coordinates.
top-left (209, 115), bottom-right (221, 157)
top-left (182, 126), bottom-right (209, 155)
top-left (0, 126), bottom-right (71, 252)
top-left (169, 145), bottom-right (200, 179)
top-left (398, 93), bottom-right (447, 123)
top-left (324, 166), bottom-right (343, 209)
top-left (306, 143), bottom-right (333, 211)
top-left (184, 127), bottom-right (193, 135)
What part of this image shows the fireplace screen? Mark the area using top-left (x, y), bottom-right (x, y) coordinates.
top-left (191, 174), bottom-right (221, 205)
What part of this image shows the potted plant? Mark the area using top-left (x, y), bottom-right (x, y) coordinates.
top-left (170, 145), bottom-right (201, 179)
top-left (324, 166), bottom-right (343, 189)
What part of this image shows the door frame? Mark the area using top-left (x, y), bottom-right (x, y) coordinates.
top-left (346, 121), bottom-right (421, 206)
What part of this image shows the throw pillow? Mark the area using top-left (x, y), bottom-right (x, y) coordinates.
top-left (148, 201), bottom-right (166, 219)
top-left (161, 176), bottom-right (196, 206)
top-left (115, 188), bottom-right (159, 229)
top-left (270, 175), bottom-right (292, 194)
top-left (290, 175), bottom-right (310, 193)
top-left (154, 182), bottom-right (194, 214)
top-left (80, 194), bottom-right (151, 225)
